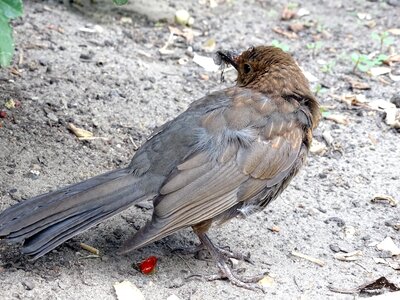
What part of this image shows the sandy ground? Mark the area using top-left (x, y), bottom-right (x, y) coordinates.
top-left (0, 0), bottom-right (399, 299)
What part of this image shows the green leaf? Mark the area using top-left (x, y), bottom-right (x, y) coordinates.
top-left (113, 0), bottom-right (129, 5)
top-left (384, 37), bottom-right (394, 45)
top-left (0, 0), bottom-right (23, 19)
top-left (358, 64), bottom-right (369, 72)
top-left (351, 53), bottom-right (359, 62)
top-left (371, 32), bottom-right (380, 40)
top-left (0, 14), bottom-right (13, 67)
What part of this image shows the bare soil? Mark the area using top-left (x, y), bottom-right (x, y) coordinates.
top-left (0, 0), bottom-right (399, 299)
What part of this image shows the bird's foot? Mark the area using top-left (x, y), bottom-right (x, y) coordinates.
top-left (195, 232), bottom-right (265, 292)
top-left (206, 260), bottom-right (266, 292)
top-left (215, 245), bottom-right (253, 264)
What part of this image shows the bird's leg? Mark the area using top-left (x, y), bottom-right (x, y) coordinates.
top-left (195, 231), bottom-right (264, 291)
top-left (172, 243), bottom-right (252, 263)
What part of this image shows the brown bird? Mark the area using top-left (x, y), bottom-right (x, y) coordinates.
top-left (0, 46), bottom-right (319, 290)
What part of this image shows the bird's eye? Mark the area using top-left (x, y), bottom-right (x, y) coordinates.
top-left (243, 63), bottom-right (252, 74)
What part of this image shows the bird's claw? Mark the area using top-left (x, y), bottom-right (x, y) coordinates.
top-left (205, 261), bottom-right (265, 292)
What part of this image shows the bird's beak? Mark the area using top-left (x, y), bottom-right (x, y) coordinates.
top-left (215, 50), bottom-right (240, 70)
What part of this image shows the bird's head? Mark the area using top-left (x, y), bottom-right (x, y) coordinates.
top-left (216, 45), bottom-right (320, 128)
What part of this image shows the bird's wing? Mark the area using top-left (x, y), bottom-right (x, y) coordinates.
top-left (119, 88), bottom-right (307, 252)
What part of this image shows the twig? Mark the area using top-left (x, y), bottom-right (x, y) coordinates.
top-left (291, 250), bottom-right (325, 267)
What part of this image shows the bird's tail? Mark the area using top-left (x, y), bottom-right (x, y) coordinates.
top-left (0, 168), bottom-right (153, 259)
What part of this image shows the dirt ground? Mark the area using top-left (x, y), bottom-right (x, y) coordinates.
top-left (0, 0), bottom-right (399, 299)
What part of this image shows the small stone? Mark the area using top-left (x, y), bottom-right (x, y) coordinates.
top-left (329, 244), bottom-right (340, 253)
top-left (22, 280), bottom-right (35, 290)
top-left (390, 94), bottom-right (400, 108)
top-left (324, 216), bottom-right (345, 227)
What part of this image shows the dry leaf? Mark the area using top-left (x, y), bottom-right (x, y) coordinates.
top-left (273, 27), bottom-right (298, 39)
top-left (388, 28), bottom-right (400, 35)
top-left (168, 26), bottom-right (194, 43)
top-left (67, 123), bottom-right (93, 139)
top-left (371, 195), bottom-right (398, 207)
top-left (310, 140), bottom-right (327, 155)
top-left (324, 114), bottom-right (349, 125)
top-left (334, 250), bottom-right (363, 261)
top-left (385, 54), bottom-right (400, 64)
top-left (114, 281), bottom-right (144, 300)
top-left (289, 22), bottom-right (304, 33)
top-left (376, 237), bottom-right (400, 256)
top-left (281, 6), bottom-right (296, 20)
top-left (368, 66), bottom-right (391, 77)
top-left (269, 225), bottom-right (280, 232)
top-left (4, 99), bottom-right (15, 109)
top-left (193, 53), bottom-right (219, 72)
top-left (258, 275), bottom-right (275, 288)
top-left (350, 80), bottom-right (371, 90)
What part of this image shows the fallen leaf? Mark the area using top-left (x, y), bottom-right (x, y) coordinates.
top-left (350, 80), bottom-right (371, 90)
top-left (376, 237), bottom-right (400, 256)
top-left (273, 27), bottom-right (298, 39)
top-left (281, 6), bottom-right (296, 20)
top-left (4, 99), bottom-right (15, 109)
top-left (368, 66), bottom-right (391, 77)
top-left (371, 195), bottom-right (398, 207)
top-left (324, 114), bottom-right (349, 125)
top-left (67, 123), bottom-right (93, 139)
top-left (168, 26), bottom-right (194, 43)
top-left (269, 225), bottom-right (280, 232)
top-left (334, 250), bottom-right (363, 261)
top-left (114, 281), bottom-right (145, 300)
top-left (384, 54), bottom-right (400, 64)
top-left (359, 277), bottom-right (400, 296)
top-left (193, 53), bottom-right (219, 72)
top-left (288, 22), bottom-right (304, 33)
top-left (310, 140), bottom-right (327, 155)
top-left (388, 28), bottom-right (400, 35)
top-left (258, 275), bottom-right (275, 288)
top-left (0, 111), bottom-right (7, 119)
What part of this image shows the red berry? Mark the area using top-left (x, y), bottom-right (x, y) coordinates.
top-left (139, 256), bottom-right (158, 275)
top-left (0, 111), bottom-right (7, 118)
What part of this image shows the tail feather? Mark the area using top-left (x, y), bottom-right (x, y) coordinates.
top-left (0, 167), bottom-right (157, 259)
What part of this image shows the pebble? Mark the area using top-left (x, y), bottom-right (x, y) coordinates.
top-left (21, 280), bottom-right (35, 290)
top-left (390, 94), bottom-right (400, 108)
top-left (324, 216), bottom-right (345, 227)
top-left (329, 244), bottom-right (340, 253)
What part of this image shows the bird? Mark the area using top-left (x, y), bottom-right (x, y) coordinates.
top-left (0, 45), bottom-right (320, 290)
